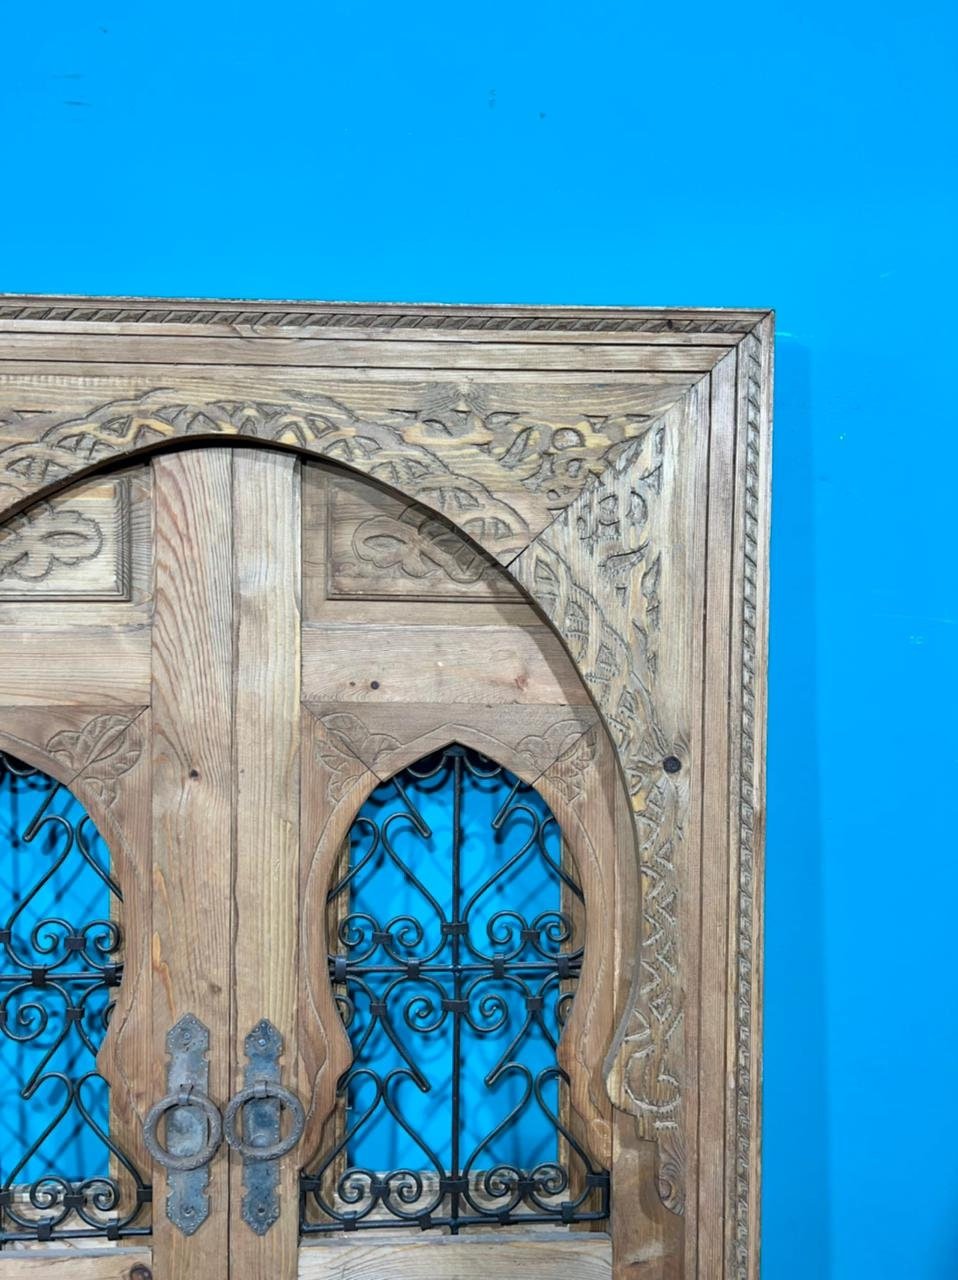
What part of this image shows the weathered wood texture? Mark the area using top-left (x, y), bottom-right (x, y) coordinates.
top-left (0, 298), bottom-right (773, 1280)
top-left (0, 382), bottom-right (700, 563)
top-left (0, 628), bottom-right (150, 705)
top-left (229, 449), bottom-right (303, 1280)
top-left (0, 1249), bottom-right (153, 1278)
top-left (297, 1232), bottom-right (612, 1280)
top-left (150, 450), bottom-right (234, 1280)
top-left (726, 322), bottom-right (773, 1280)
top-left (302, 623), bottom-right (588, 705)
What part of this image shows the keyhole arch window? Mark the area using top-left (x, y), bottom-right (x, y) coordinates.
top-left (301, 742), bottom-right (610, 1234)
top-left (0, 748), bottom-right (149, 1246)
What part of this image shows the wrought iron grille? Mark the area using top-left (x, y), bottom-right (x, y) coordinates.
top-left (0, 752), bottom-right (150, 1247)
top-left (300, 744), bottom-right (610, 1235)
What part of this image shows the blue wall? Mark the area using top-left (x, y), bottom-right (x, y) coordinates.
top-left (2, 4), bottom-right (956, 1275)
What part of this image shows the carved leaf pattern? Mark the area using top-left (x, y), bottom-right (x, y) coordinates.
top-left (46, 713), bottom-right (144, 806)
top-left (316, 713), bottom-right (403, 787)
top-left (514, 718), bottom-right (598, 795)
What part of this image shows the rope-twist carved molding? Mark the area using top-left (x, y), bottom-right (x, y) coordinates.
top-left (0, 299), bottom-right (763, 334)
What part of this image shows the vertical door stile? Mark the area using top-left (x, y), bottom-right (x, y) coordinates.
top-left (151, 451), bottom-right (235, 1280)
top-left (229, 450), bottom-right (303, 1280)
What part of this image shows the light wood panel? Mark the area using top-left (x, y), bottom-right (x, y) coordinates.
top-left (0, 1249), bottom-right (152, 1278)
top-left (694, 350), bottom-right (737, 1277)
top-left (304, 702), bottom-right (598, 782)
top-left (298, 710), bottom-right (373, 1172)
top-left (150, 450), bottom-right (234, 1280)
top-left (302, 624), bottom-right (588, 705)
top-left (0, 330), bottom-right (724, 372)
top-left (0, 628), bottom-right (150, 705)
top-left (0, 376), bottom-right (702, 562)
top-left (298, 1233), bottom-right (612, 1280)
top-left (512, 381), bottom-right (709, 1231)
top-left (229, 449), bottom-right (302, 1280)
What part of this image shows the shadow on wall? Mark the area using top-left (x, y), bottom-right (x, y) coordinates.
top-left (762, 339), bottom-right (831, 1279)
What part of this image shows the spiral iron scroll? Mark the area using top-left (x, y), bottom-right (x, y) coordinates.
top-left (0, 752), bottom-right (150, 1246)
top-left (301, 744), bottom-right (609, 1234)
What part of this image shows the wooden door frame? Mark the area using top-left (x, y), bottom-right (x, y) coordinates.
top-left (0, 297), bottom-right (773, 1280)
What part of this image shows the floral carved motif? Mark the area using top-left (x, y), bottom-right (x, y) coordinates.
top-left (46, 712), bottom-right (145, 807)
top-left (0, 501), bottom-right (103, 583)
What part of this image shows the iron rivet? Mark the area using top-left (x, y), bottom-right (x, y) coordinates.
top-left (370, 680), bottom-right (380, 689)
top-left (129, 1267), bottom-right (152, 1280)
top-left (663, 756), bottom-right (682, 774)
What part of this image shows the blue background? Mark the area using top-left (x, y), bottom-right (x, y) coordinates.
top-left (1, 3), bottom-right (956, 1275)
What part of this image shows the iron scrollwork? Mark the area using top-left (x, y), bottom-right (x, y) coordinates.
top-left (0, 751), bottom-right (150, 1247)
top-left (301, 744), bottom-right (610, 1235)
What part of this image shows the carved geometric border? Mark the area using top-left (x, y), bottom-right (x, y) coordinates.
top-left (0, 298), bottom-right (773, 1280)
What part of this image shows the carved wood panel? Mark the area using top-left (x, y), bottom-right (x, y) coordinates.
top-left (0, 476), bottom-right (130, 600)
top-left (326, 473), bottom-right (522, 602)
top-left (0, 299), bottom-right (772, 1280)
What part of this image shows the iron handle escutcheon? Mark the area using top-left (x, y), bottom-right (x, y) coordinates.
top-left (223, 1080), bottom-right (305, 1161)
top-left (142, 1085), bottom-right (223, 1172)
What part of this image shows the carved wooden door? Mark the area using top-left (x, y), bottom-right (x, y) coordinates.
top-left (0, 298), bottom-right (772, 1280)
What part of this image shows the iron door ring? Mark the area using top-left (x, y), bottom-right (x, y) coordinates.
top-left (223, 1081), bottom-right (305, 1161)
top-left (142, 1086), bottom-right (223, 1172)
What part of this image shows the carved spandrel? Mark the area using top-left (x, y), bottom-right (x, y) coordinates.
top-left (0, 476), bottom-right (131, 600)
top-left (510, 392), bottom-right (702, 1216)
top-left (308, 703), bottom-right (599, 785)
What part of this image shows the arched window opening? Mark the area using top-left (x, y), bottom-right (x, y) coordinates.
top-left (301, 744), bottom-right (610, 1234)
top-left (0, 752), bottom-right (149, 1246)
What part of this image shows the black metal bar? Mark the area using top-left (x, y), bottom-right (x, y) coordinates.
top-left (449, 749), bottom-right (462, 1235)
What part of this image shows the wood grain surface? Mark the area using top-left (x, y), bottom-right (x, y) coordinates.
top-left (150, 450), bottom-right (234, 1280)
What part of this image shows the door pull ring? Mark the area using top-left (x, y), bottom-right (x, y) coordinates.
top-left (223, 1080), bottom-right (305, 1161)
top-left (143, 1085), bottom-right (223, 1172)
